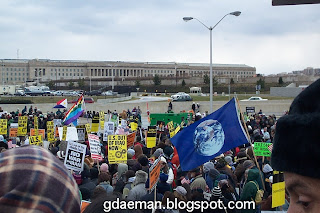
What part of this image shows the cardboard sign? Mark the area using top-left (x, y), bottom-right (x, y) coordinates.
top-left (272, 171), bottom-right (285, 208)
top-left (103, 122), bottom-right (114, 142)
top-left (149, 157), bottom-right (161, 191)
top-left (17, 116), bottom-right (28, 136)
top-left (30, 135), bottom-right (43, 146)
top-left (34, 116), bottom-right (38, 135)
top-left (127, 132), bottom-right (136, 148)
top-left (146, 126), bottom-right (157, 148)
top-left (62, 126), bottom-right (67, 141)
top-left (64, 141), bottom-right (87, 172)
top-left (0, 119), bottom-right (7, 135)
top-left (130, 122), bottom-right (138, 131)
top-left (254, 142), bottom-right (272, 157)
top-left (88, 134), bottom-right (103, 160)
top-left (168, 121), bottom-right (175, 138)
top-left (100, 111), bottom-right (105, 129)
top-left (9, 128), bottom-right (18, 137)
top-left (58, 127), bottom-right (79, 141)
top-left (77, 128), bottom-right (86, 142)
top-left (47, 121), bottom-right (55, 142)
top-left (30, 129), bottom-right (45, 139)
top-left (108, 135), bottom-right (127, 164)
top-left (91, 115), bottom-right (100, 132)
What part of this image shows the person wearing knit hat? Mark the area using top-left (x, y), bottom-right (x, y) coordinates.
top-left (127, 170), bottom-right (148, 201)
top-left (152, 148), bottom-right (163, 158)
top-left (100, 163), bottom-right (109, 173)
top-left (157, 173), bottom-right (170, 195)
top-left (243, 160), bottom-right (255, 170)
top-left (163, 146), bottom-right (174, 160)
top-left (0, 146), bottom-right (80, 212)
top-left (270, 79), bottom-right (320, 212)
top-left (211, 186), bottom-right (223, 198)
top-left (127, 148), bottom-right (135, 156)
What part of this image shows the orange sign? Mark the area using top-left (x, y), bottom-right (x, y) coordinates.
top-left (149, 157), bottom-right (161, 191)
top-left (127, 132), bottom-right (136, 148)
top-left (9, 128), bottom-right (18, 138)
top-left (30, 129), bottom-right (45, 139)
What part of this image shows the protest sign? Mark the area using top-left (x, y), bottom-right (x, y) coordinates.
top-left (272, 171), bottom-right (285, 208)
top-left (110, 114), bottom-right (118, 127)
top-left (58, 127), bottom-right (79, 141)
top-left (91, 115), bottom-right (100, 132)
top-left (64, 141), bottom-right (87, 172)
top-left (17, 116), bottom-right (28, 136)
top-left (149, 157), bottom-right (161, 191)
top-left (88, 134), bottom-right (103, 160)
top-left (47, 121), bottom-right (55, 142)
top-left (246, 107), bottom-right (255, 113)
top-left (85, 123), bottom-right (91, 134)
top-left (130, 122), bottom-right (138, 131)
top-left (9, 128), bottom-right (17, 137)
top-left (254, 142), bottom-right (272, 157)
top-left (108, 135), bottom-right (127, 164)
top-left (34, 116), bottom-right (38, 135)
top-left (174, 125), bottom-right (181, 135)
top-left (127, 132), bottom-right (136, 147)
top-left (62, 126), bottom-right (67, 141)
top-left (53, 119), bottom-right (62, 127)
top-left (103, 122), bottom-right (114, 142)
top-left (30, 129), bottom-right (45, 139)
top-left (100, 111), bottom-right (105, 129)
top-left (146, 126), bottom-right (157, 148)
top-left (0, 119), bottom-right (7, 135)
top-left (77, 128), bottom-right (86, 142)
top-left (168, 121), bottom-right (175, 138)
top-left (30, 135), bottom-right (43, 146)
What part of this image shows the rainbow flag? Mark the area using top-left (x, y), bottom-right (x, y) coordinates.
top-left (63, 96), bottom-right (84, 126)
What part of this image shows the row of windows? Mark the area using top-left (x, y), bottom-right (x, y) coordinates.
top-left (2, 73), bottom-right (29, 76)
top-left (3, 68), bottom-right (25, 71)
top-left (1, 77), bottom-right (26, 81)
top-left (51, 73), bottom-right (84, 77)
top-left (191, 70), bottom-right (255, 75)
top-left (50, 68), bottom-right (83, 72)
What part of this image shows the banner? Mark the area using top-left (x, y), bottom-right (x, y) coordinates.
top-left (146, 126), bottom-right (157, 148)
top-left (0, 119), bottom-right (7, 135)
top-left (127, 132), bottom-right (136, 147)
top-left (88, 134), bottom-right (103, 160)
top-left (9, 128), bottom-right (18, 137)
top-left (17, 116), bottom-right (28, 136)
top-left (64, 141), bottom-right (87, 172)
top-left (47, 121), bottom-right (55, 142)
top-left (103, 122), bottom-right (114, 142)
top-left (30, 129), bottom-right (45, 139)
top-left (91, 115), bottom-right (100, 132)
top-left (77, 128), bottom-right (86, 142)
top-left (30, 135), bottom-right (43, 146)
top-left (272, 171), bottom-right (285, 208)
top-left (34, 116), bottom-right (38, 135)
top-left (254, 142), bottom-right (272, 157)
top-left (149, 157), bottom-right (161, 191)
top-left (108, 135), bottom-right (127, 164)
top-left (168, 121), bottom-right (175, 138)
top-left (100, 111), bottom-right (105, 129)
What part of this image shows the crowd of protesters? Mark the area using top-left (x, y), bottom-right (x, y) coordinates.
top-left (0, 103), bottom-right (288, 213)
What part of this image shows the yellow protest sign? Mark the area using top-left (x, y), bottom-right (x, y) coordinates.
top-left (47, 121), bottom-right (55, 142)
top-left (130, 122), bottom-right (138, 131)
top-left (272, 171), bottom-right (285, 208)
top-left (30, 129), bottom-right (45, 139)
top-left (91, 115), bottom-right (99, 132)
top-left (34, 116), bottom-right (38, 135)
top-left (0, 119), bottom-right (8, 135)
top-left (85, 123), bottom-right (91, 134)
top-left (30, 135), bottom-right (43, 146)
top-left (62, 126), bottom-right (67, 141)
top-left (108, 135), bottom-right (127, 164)
top-left (100, 111), bottom-right (105, 129)
top-left (147, 126), bottom-right (157, 148)
top-left (168, 121), bottom-right (175, 138)
top-left (17, 116), bottom-right (28, 136)
top-left (174, 125), bottom-right (181, 135)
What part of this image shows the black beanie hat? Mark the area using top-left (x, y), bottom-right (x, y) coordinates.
top-left (271, 78), bottom-right (320, 179)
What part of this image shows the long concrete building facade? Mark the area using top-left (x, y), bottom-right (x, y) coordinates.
top-left (0, 59), bottom-right (256, 85)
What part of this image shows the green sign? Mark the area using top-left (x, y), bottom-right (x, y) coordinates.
top-left (254, 142), bottom-right (272, 157)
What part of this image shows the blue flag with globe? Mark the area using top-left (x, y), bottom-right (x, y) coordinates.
top-left (171, 98), bottom-right (249, 171)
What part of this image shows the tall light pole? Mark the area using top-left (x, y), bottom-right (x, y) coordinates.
top-left (183, 11), bottom-right (241, 113)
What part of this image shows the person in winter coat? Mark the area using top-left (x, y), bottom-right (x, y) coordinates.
top-left (157, 173), bottom-right (171, 195)
top-left (160, 157), bottom-right (174, 185)
top-left (240, 169), bottom-right (260, 213)
top-left (97, 172), bottom-right (113, 194)
top-left (127, 170), bottom-right (148, 201)
top-left (189, 167), bottom-right (207, 192)
top-left (122, 170), bottom-right (136, 199)
top-left (112, 163), bottom-right (128, 187)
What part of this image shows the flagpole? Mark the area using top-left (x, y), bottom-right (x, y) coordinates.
top-left (235, 97), bottom-right (266, 191)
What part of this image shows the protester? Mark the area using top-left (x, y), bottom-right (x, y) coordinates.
top-left (127, 170), bottom-right (148, 201)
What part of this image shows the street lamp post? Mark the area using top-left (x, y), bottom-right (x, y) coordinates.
top-left (183, 11), bottom-right (241, 113)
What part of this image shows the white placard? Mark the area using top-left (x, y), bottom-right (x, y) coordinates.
top-left (64, 141), bottom-right (86, 171)
top-left (103, 122), bottom-right (114, 142)
top-left (58, 127), bottom-right (79, 141)
top-left (88, 134), bottom-right (102, 160)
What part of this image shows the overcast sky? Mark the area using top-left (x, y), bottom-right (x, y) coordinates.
top-left (0, 0), bottom-right (319, 75)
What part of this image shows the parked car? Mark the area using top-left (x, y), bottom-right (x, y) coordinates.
top-left (14, 90), bottom-right (25, 96)
top-left (68, 97), bottom-right (95, 104)
top-left (85, 90), bottom-right (102, 96)
top-left (240, 96), bottom-right (268, 101)
top-left (172, 93), bottom-right (192, 102)
top-left (101, 90), bottom-right (117, 96)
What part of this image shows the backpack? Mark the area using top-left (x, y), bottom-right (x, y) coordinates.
top-left (249, 181), bottom-right (264, 204)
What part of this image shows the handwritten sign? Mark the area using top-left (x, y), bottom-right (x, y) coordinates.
top-left (254, 142), bottom-right (272, 157)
